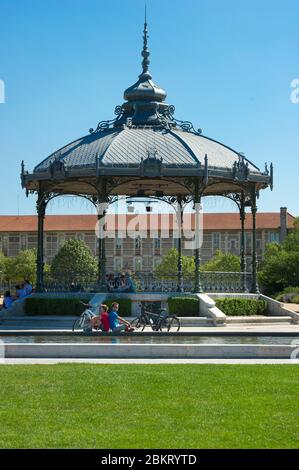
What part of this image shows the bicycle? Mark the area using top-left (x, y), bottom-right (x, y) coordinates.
top-left (131, 305), bottom-right (180, 332)
top-left (72, 307), bottom-right (96, 332)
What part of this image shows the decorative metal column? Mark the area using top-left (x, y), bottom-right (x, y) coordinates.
top-left (97, 181), bottom-right (108, 292)
top-left (250, 186), bottom-right (259, 293)
top-left (193, 180), bottom-right (203, 293)
top-left (177, 196), bottom-right (183, 292)
top-left (239, 191), bottom-right (246, 291)
top-left (36, 191), bottom-right (46, 292)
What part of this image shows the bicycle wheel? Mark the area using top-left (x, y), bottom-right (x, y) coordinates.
top-left (158, 315), bottom-right (181, 332)
top-left (131, 317), bottom-right (142, 329)
top-left (72, 317), bottom-right (82, 332)
top-left (140, 317), bottom-right (148, 331)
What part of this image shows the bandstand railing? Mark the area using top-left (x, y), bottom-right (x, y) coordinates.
top-left (41, 271), bottom-right (252, 294)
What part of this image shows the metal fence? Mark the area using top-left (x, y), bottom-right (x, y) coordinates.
top-left (41, 271), bottom-right (252, 294)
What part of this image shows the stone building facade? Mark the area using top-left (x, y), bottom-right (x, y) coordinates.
top-left (0, 208), bottom-right (295, 273)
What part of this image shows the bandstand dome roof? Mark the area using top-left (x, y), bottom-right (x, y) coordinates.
top-left (33, 127), bottom-right (258, 173)
top-left (22, 18), bottom-right (272, 198)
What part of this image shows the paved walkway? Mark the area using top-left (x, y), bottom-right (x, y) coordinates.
top-left (284, 303), bottom-right (299, 313)
top-left (1, 315), bottom-right (299, 334)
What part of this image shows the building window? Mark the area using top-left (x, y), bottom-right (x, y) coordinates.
top-left (65, 233), bottom-right (76, 241)
top-left (27, 235), bottom-right (37, 250)
top-left (8, 235), bottom-right (20, 256)
top-left (134, 257), bottom-right (142, 272)
top-left (153, 257), bottom-right (161, 270)
top-left (84, 233), bottom-right (95, 253)
top-left (46, 233), bottom-right (58, 260)
top-left (154, 236), bottom-right (161, 254)
top-left (229, 239), bottom-right (239, 253)
top-left (20, 235), bottom-right (27, 251)
top-left (173, 236), bottom-right (179, 250)
top-left (212, 232), bottom-right (221, 252)
top-left (2, 236), bottom-right (8, 256)
top-left (268, 232), bottom-right (279, 243)
top-left (114, 257), bottom-right (122, 273)
top-left (115, 235), bottom-right (123, 253)
top-left (135, 236), bottom-right (141, 254)
top-left (245, 232), bottom-right (252, 252)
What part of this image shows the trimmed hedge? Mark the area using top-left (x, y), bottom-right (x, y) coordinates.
top-left (24, 296), bottom-right (92, 316)
top-left (168, 297), bottom-right (199, 317)
top-left (168, 296), bottom-right (267, 317)
top-left (25, 296), bottom-right (132, 316)
top-left (215, 298), bottom-right (267, 316)
top-left (105, 298), bottom-right (132, 317)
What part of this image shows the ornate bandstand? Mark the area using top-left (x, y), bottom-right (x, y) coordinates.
top-left (21, 19), bottom-right (273, 294)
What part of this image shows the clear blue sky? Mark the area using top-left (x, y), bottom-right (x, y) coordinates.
top-left (0, 0), bottom-right (298, 216)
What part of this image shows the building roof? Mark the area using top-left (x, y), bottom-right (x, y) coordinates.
top-left (33, 127), bottom-right (259, 173)
top-left (0, 212), bottom-right (295, 233)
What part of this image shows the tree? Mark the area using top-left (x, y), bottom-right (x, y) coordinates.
top-left (3, 257), bottom-right (17, 283)
top-left (51, 239), bottom-right (97, 280)
top-left (0, 250), bottom-right (5, 277)
top-left (14, 249), bottom-right (37, 284)
top-left (0, 249), bottom-right (39, 285)
top-left (154, 248), bottom-right (195, 280)
top-left (258, 219), bottom-right (299, 294)
top-left (0, 251), bottom-right (6, 287)
top-left (201, 250), bottom-right (240, 272)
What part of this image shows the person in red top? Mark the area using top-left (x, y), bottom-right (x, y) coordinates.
top-left (91, 304), bottom-right (110, 332)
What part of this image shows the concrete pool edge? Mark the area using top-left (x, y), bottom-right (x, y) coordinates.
top-left (1, 330), bottom-right (299, 337)
top-left (3, 343), bottom-right (299, 359)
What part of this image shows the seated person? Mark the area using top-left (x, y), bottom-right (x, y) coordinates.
top-left (1, 291), bottom-right (14, 309)
top-left (106, 274), bottom-right (115, 292)
top-left (124, 274), bottom-right (136, 293)
top-left (24, 280), bottom-right (33, 296)
top-left (15, 285), bottom-right (21, 299)
top-left (18, 283), bottom-right (27, 299)
top-left (108, 302), bottom-right (134, 332)
top-left (91, 304), bottom-right (110, 332)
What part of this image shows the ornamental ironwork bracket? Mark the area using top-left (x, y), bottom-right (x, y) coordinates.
top-left (163, 105), bottom-right (203, 135)
top-left (232, 153), bottom-right (249, 181)
top-left (20, 160), bottom-right (29, 188)
top-left (270, 162), bottom-right (273, 190)
top-left (89, 106), bottom-right (124, 133)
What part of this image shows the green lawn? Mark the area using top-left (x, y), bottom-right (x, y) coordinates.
top-left (0, 365), bottom-right (298, 448)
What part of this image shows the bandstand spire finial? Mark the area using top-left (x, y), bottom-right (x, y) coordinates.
top-left (141, 6), bottom-right (150, 75)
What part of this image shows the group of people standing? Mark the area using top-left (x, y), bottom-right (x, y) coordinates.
top-left (1, 280), bottom-right (33, 310)
top-left (90, 302), bottom-right (134, 333)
